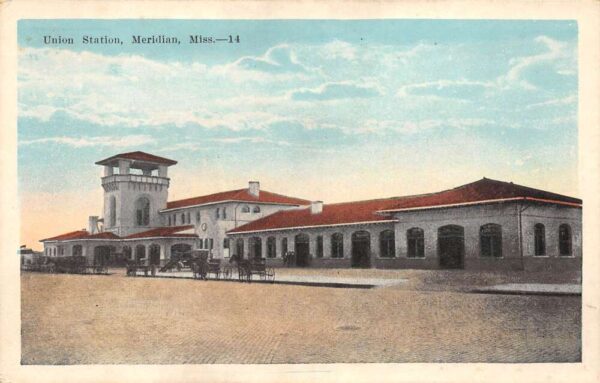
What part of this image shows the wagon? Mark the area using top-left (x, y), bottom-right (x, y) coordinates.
top-left (125, 262), bottom-right (157, 277)
top-left (239, 258), bottom-right (275, 282)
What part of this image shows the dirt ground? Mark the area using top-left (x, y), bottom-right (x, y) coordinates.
top-left (21, 269), bottom-right (581, 364)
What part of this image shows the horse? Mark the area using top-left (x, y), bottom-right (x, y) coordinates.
top-left (189, 254), bottom-right (209, 280)
top-left (229, 253), bottom-right (251, 282)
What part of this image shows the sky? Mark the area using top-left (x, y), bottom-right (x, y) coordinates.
top-left (17, 20), bottom-right (578, 248)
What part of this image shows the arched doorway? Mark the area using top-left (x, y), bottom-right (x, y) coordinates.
top-left (135, 245), bottom-right (146, 263)
top-left (149, 244), bottom-right (161, 266)
top-left (235, 238), bottom-right (244, 259)
top-left (93, 246), bottom-right (111, 266)
top-left (438, 225), bottom-right (465, 269)
top-left (294, 233), bottom-right (310, 267)
top-left (249, 237), bottom-right (262, 260)
top-left (171, 243), bottom-right (192, 261)
top-left (122, 246), bottom-right (132, 260)
top-left (351, 231), bottom-right (371, 268)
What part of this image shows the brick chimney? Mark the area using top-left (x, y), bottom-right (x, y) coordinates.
top-left (310, 201), bottom-right (323, 214)
top-left (249, 181), bottom-right (260, 197)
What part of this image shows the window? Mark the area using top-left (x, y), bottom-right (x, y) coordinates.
top-left (135, 197), bottom-right (150, 226)
top-left (209, 238), bottom-right (214, 249)
top-left (196, 210), bottom-right (201, 223)
top-left (316, 236), bottom-right (323, 258)
top-left (204, 239), bottom-right (209, 249)
top-left (281, 238), bottom-right (288, 257)
top-left (222, 208), bottom-right (227, 219)
top-left (480, 224), bottom-right (502, 258)
top-left (534, 223), bottom-right (546, 256)
top-left (181, 213), bottom-right (185, 224)
top-left (168, 216), bottom-right (171, 226)
top-left (198, 239), bottom-right (203, 249)
top-left (173, 214), bottom-right (176, 225)
top-left (379, 230), bottom-right (395, 258)
top-left (253, 206), bottom-right (261, 213)
top-left (559, 224), bottom-right (572, 256)
top-left (72, 245), bottom-right (83, 257)
top-left (223, 238), bottom-right (230, 249)
top-left (186, 212), bottom-right (190, 224)
top-left (242, 205), bottom-right (250, 213)
top-left (267, 237), bottom-right (276, 258)
top-left (109, 196), bottom-right (116, 227)
top-left (331, 233), bottom-right (344, 258)
top-left (215, 208), bottom-right (220, 220)
top-left (407, 228), bottom-right (424, 258)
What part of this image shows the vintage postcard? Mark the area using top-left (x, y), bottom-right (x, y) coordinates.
top-left (1, 1), bottom-right (599, 383)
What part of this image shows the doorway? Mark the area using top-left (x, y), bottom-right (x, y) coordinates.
top-left (294, 234), bottom-right (310, 267)
top-left (351, 231), bottom-right (371, 268)
top-left (438, 225), bottom-right (465, 269)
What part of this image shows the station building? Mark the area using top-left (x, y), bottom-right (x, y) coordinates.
top-left (40, 151), bottom-right (582, 271)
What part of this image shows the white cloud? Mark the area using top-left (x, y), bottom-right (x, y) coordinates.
top-left (19, 135), bottom-right (156, 148)
top-left (498, 35), bottom-right (574, 90)
top-left (526, 94), bottom-right (577, 109)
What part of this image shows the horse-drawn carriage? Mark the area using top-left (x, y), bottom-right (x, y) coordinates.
top-left (21, 256), bottom-right (109, 275)
top-left (229, 254), bottom-right (275, 282)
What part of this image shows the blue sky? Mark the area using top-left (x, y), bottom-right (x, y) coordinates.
top-left (17, 20), bottom-right (578, 244)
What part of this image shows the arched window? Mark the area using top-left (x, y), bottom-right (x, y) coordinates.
top-left (281, 237), bottom-right (288, 257)
top-left (109, 196), bottom-right (116, 227)
top-left (242, 205), bottom-right (250, 213)
top-left (253, 206), bottom-right (261, 213)
top-left (480, 223), bottom-right (502, 258)
top-left (407, 228), bottom-right (424, 258)
top-left (316, 236), bottom-right (323, 258)
top-left (267, 237), bottom-right (276, 258)
top-left (72, 245), bottom-right (83, 257)
top-left (215, 208), bottom-right (220, 219)
top-left (331, 233), bottom-right (344, 258)
top-left (534, 223), bottom-right (546, 256)
top-left (559, 224), bottom-right (572, 256)
top-left (379, 230), bottom-right (395, 258)
top-left (135, 197), bottom-right (150, 226)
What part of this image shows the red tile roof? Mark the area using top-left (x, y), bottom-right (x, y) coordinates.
top-left (41, 230), bottom-right (120, 242)
top-left (228, 197), bottom-right (403, 234)
top-left (95, 151), bottom-right (177, 166)
top-left (41, 230), bottom-right (90, 242)
top-left (165, 189), bottom-right (310, 210)
top-left (380, 178), bottom-right (581, 212)
top-left (228, 178), bottom-right (581, 234)
top-left (124, 225), bottom-right (196, 239)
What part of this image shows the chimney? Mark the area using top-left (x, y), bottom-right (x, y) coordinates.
top-left (88, 216), bottom-right (99, 234)
top-left (310, 201), bottom-right (323, 214)
top-left (249, 181), bottom-right (260, 197)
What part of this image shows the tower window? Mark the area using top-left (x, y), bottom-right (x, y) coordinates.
top-left (135, 197), bottom-right (150, 226)
top-left (109, 196), bottom-right (117, 227)
top-left (242, 205), bottom-right (250, 213)
top-left (253, 206), bottom-right (261, 213)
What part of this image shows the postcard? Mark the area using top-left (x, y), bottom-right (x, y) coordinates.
top-left (1, 1), bottom-right (599, 382)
